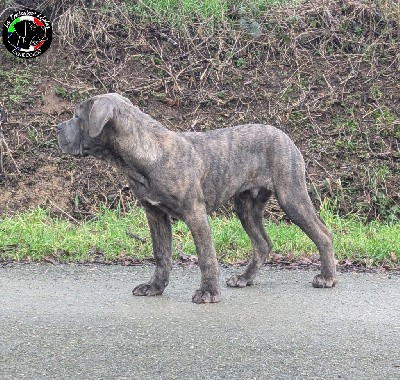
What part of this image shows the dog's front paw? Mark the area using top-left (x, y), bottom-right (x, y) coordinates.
top-left (226, 274), bottom-right (253, 288)
top-left (192, 288), bottom-right (221, 304)
top-left (132, 282), bottom-right (165, 296)
top-left (312, 274), bottom-right (337, 288)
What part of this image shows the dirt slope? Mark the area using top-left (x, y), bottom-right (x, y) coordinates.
top-left (0, 0), bottom-right (399, 221)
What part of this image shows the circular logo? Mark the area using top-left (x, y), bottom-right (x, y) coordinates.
top-left (2, 9), bottom-right (52, 59)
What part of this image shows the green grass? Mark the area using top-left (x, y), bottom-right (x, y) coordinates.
top-left (127, 0), bottom-right (296, 28)
top-left (0, 206), bottom-right (398, 266)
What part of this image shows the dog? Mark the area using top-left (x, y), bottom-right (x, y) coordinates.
top-left (58, 93), bottom-right (337, 304)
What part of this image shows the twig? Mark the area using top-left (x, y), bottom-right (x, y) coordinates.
top-left (49, 201), bottom-right (82, 225)
top-left (126, 230), bottom-right (147, 243)
top-left (0, 131), bottom-right (21, 174)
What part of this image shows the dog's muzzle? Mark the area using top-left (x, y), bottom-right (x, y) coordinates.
top-left (57, 121), bottom-right (86, 157)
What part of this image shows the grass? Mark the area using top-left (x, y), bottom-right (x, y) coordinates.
top-left (128, 0), bottom-right (297, 28)
top-left (0, 206), bottom-right (398, 266)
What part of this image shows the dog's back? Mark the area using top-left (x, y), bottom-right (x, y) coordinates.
top-left (181, 124), bottom-right (303, 211)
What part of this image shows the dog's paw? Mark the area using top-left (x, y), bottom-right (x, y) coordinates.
top-left (312, 274), bottom-right (337, 288)
top-left (132, 282), bottom-right (165, 296)
top-left (192, 288), bottom-right (221, 304)
top-left (226, 274), bottom-right (253, 288)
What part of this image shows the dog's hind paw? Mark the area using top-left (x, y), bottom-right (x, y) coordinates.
top-left (312, 274), bottom-right (337, 288)
top-left (226, 274), bottom-right (253, 288)
top-left (192, 288), bottom-right (221, 304)
top-left (132, 282), bottom-right (165, 296)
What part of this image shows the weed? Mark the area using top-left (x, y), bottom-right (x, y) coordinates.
top-left (235, 57), bottom-right (246, 68)
top-left (27, 126), bottom-right (41, 146)
top-left (55, 86), bottom-right (69, 99)
top-left (373, 107), bottom-right (396, 127)
top-left (353, 24), bottom-right (363, 35)
top-left (394, 124), bottom-right (400, 139)
top-left (239, 17), bottom-right (261, 38)
top-left (364, 164), bottom-right (399, 222)
top-left (0, 68), bottom-right (33, 105)
top-left (335, 139), bottom-right (354, 150)
top-left (217, 91), bottom-right (226, 99)
top-left (54, 87), bottom-right (85, 102)
top-left (280, 85), bottom-right (295, 102)
top-left (289, 110), bottom-right (304, 121)
top-left (369, 86), bottom-right (383, 100)
top-left (342, 119), bottom-right (358, 133)
top-left (152, 91), bottom-right (167, 101)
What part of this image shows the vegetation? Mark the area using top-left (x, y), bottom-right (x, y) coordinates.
top-left (0, 206), bottom-right (398, 266)
top-left (128, 0), bottom-right (295, 28)
top-left (0, 67), bottom-right (33, 105)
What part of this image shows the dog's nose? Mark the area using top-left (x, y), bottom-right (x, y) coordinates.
top-left (57, 123), bottom-right (63, 132)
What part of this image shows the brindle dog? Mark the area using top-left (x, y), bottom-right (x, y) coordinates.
top-left (58, 93), bottom-right (337, 304)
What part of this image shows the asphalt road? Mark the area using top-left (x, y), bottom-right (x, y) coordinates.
top-left (1, 264), bottom-right (399, 380)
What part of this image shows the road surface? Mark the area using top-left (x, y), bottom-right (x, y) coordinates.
top-left (1, 264), bottom-right (399, 379)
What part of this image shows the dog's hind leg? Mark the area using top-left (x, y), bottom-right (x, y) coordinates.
top-left (227, 188), bottom-right (272, 287)
top-left (132, 204), bottom-right (172, 296)
top-left (275, 183), bottom-right (337, 288)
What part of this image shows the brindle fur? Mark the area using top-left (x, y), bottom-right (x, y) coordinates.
top-left (58, 93), bottom-right (337, 304)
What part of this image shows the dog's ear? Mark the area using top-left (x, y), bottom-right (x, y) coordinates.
top-left (88, 97), bottom-right (114, 138)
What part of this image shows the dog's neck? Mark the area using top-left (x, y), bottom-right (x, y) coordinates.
top-left (108, 107), bottom-right (173, 173)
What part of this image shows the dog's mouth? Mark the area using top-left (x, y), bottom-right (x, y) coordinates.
top-left (66, 145), bottom-right (89, 158)
top-left (71, 153), bottom-right (88, 158)
top-left (79, 142), bottom-right (90, 157)
top-left (76, 151), bottom-right (90, 158)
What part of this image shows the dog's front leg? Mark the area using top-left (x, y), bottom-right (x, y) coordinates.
top-left (184, 207), bottom-right (221, 304)
top-left (132, 204), bottom-right (172, 296)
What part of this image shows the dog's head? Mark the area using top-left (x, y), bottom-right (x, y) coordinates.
top-left (57, 93), bottom-right (132, 157)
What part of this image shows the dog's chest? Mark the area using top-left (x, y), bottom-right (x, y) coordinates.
top-left (143, 197), bottom-right (161, 207)
top-left (127, 176), bottom-right (182, 218)
top-left (142, 196), bottom-right (183, 219)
